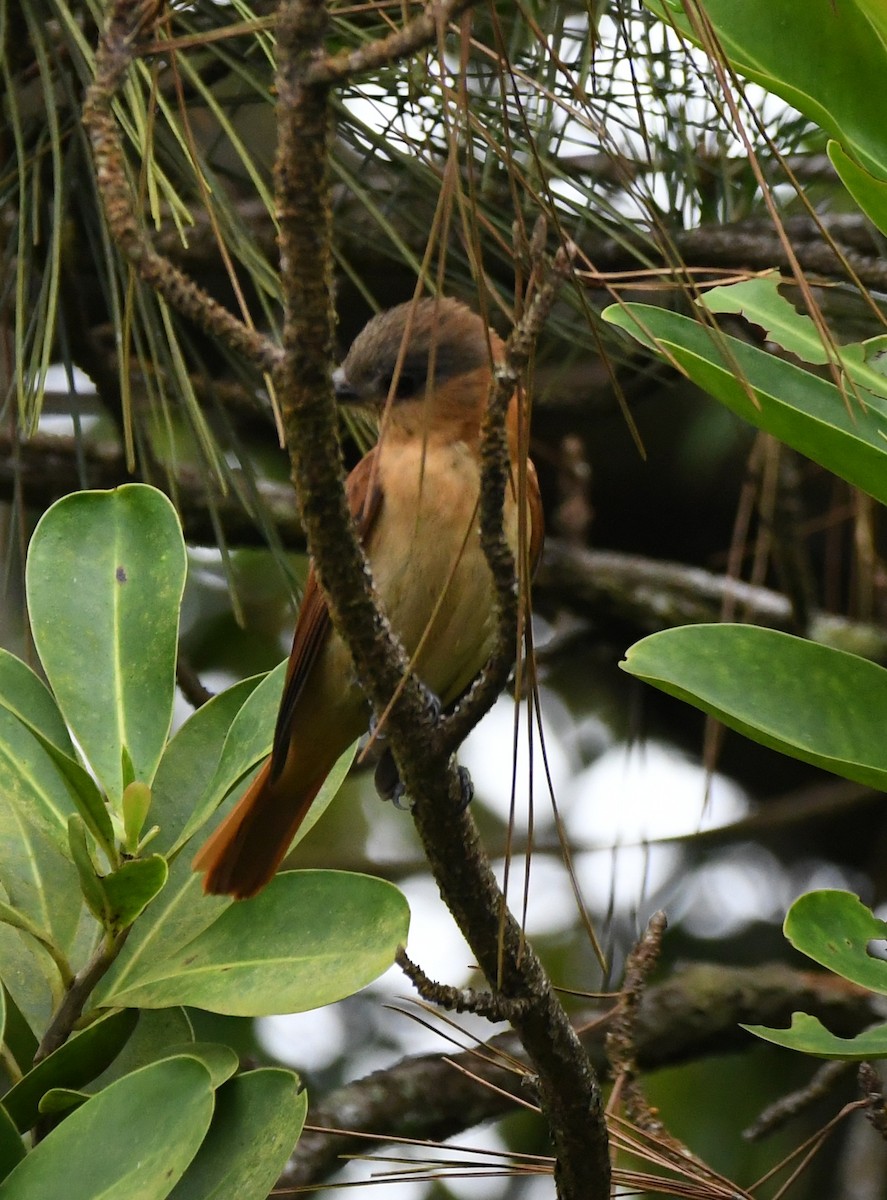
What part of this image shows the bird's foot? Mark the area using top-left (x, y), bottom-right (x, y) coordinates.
top-left (454, 764), bottom-right (474, 812)
top-left (374, 747), bottom-right (413, 810)
top-left (417, 683), bottom-right (442, 724)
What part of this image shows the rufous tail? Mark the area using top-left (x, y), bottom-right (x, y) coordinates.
top-left (192, 758), bottom-right (323, 899)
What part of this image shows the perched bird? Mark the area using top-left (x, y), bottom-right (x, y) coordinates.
top-left (193, 297), bottom-right (543, 898)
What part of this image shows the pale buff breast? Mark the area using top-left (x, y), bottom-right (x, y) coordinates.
top-left (370, 434), bottom-right (520, 705)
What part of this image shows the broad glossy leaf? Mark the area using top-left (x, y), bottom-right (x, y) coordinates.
top-left (0, 653), bottom-right (114, 860)
top-left (151, 676), bottom-right (263, 856)
top-left (0, 805), bottom-right (82, 998)
top-left (168, 1070), bottom-right (305, 1200)
top-left (154, 1043), bottom-right (238, 1089)
top-left (645, 0), bottom-right (887, 179)
top-left (0, 1056), bottom-right (213, 1200)
top-left (0, 651), bottom-right (74, 758)
top-left (91, 856), bottom-right (230, 1010)
top-left (700, 274), bottom-right (887, 403)
top-left (26, 486), bottom-right (187, 804)
top-left (744, 1012), bottom-right (887, 1060)
top-left (828, 140), bottom-right (887, 239)
top-left (101, 870), bottom-right (410, 1016)
top-left (0, 924), bottom-right (57, 1039)
top-left (0, 992), bottom-right (37, 1074)
top-left (87, 1008), bottom-right (194, 1092)
top-left (622, 625), bottom-right (887, 790)
top-left (0, 707), bottom-right (83, 852)
top-left (604, 303), bottom-right (887, 506)
top-left (2, 1009), bottom-right (138, 1132)
top-left (0, 1108), bottom-right (23, 1184)
top-left (98, 733), bottom-right (359, 1006)
top-left (784, 890), bottom-right (887, 993)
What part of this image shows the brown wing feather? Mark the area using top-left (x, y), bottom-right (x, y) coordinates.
top-left (193, 450), bottom-right (384, 898)
top-left (269, 449), bottom-right (383, 776)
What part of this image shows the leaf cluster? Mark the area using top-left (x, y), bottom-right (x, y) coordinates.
top-left (0, 484), bottom-right (407, 1198)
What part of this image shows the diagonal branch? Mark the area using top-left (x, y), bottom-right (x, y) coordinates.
top-left (307, 0), bottom-right (480, 86)
top-left (82, 0), bottom-right (281, 374)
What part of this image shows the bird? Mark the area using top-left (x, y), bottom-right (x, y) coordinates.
top-left (192, 296), bottom-right (543, 898)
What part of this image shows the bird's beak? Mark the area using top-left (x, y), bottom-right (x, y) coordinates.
top-left (332, 367), bottom-right (359, 404)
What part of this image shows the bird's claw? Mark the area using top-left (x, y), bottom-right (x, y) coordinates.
top-left (418, 684), bottom-right (442, 724)
top-left (455, 765), bottom-right (474, 811)
top-left (375, 746), bottom-right (412, 809)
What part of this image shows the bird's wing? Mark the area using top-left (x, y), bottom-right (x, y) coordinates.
top-left (269, 449), bottom-right (384, 777)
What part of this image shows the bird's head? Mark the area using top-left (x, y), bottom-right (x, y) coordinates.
top-left (333, 297), bottom-right (501, 435)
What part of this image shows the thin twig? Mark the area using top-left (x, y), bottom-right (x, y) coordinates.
top-left (34, 930), bottom-right (129, 1063)
top-left (397, 947), bottom-right (531, 1021)
top-left (307, 0), bottom-right (480, 85)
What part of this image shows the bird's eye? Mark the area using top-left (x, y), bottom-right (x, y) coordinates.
top-left (382, 371), bottom-right (418, 401)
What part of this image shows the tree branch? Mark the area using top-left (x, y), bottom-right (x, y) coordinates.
top-left (277, 961), bottom-right (881, 1189)
top-left (307, 0), bottom-right (481, 86)
top-left (272, 2), bottom-right (609, 1194)
top-left (82, 0), bottom-right (281, 374)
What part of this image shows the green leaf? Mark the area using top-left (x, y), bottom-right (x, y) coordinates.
top-left (100, 870), bottom-right (410, 1016)
top-left (101, 857), bottom-right (169, 935)
top-left (603, 303), bottom-right (887, 506)
top-left (25, 485), bottom-right (188, 805)
top-left (0, 923), bottom-right (57, 1040)
top-left (168, 1070), bottom-right (305, 1200)
top-left (153, 1043), bottom-right (238, 1090)
top-left (3, 1009), bottom-right (138, 1132)
top-left (0, 1108), bottom-right (24, 1185)
top-left (0, 706), bottom-right (83, 852)
top-left (37, 1089), bottom-right (88, 1116)
top-left (0, 652), bottom-right (114, 863)
top-left (0, 651), bottom-right (74, 758)
top-left (699, 273), bottom-right (887, 401)
top-left (0, 808), bottom-right (82, 1011)
top-left (644, 0), bottom-right (887, 179)
top-left (828, 139), bottom-right (887, 238)
top-left (784, 890), bottom-right (887, 993)
top-left (67, 816), bottom-right (107, 923)
top-left (91, 857), bottom-right (231, 1010)
top-left (150, 676), bottom-right (264, 857)
top-left (87, 1008), bottom-right (194, 1092)
top-left (744, 1011), bottom-right (887, 1060)
top-left (699, 273), bottom-right (833, 366)
top-left (170, 663), bottom-right (287, 854)
top-left (0, 1057), bottom-right (214, 1200)
top-left (622, 625), bottom-right (887, 790)
top-left (122, 782), bottom-right (153, 855)
top-left (168, 665), bottom-right (356, 859)
top-left (0, 992), bottom-right (37, 1076)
